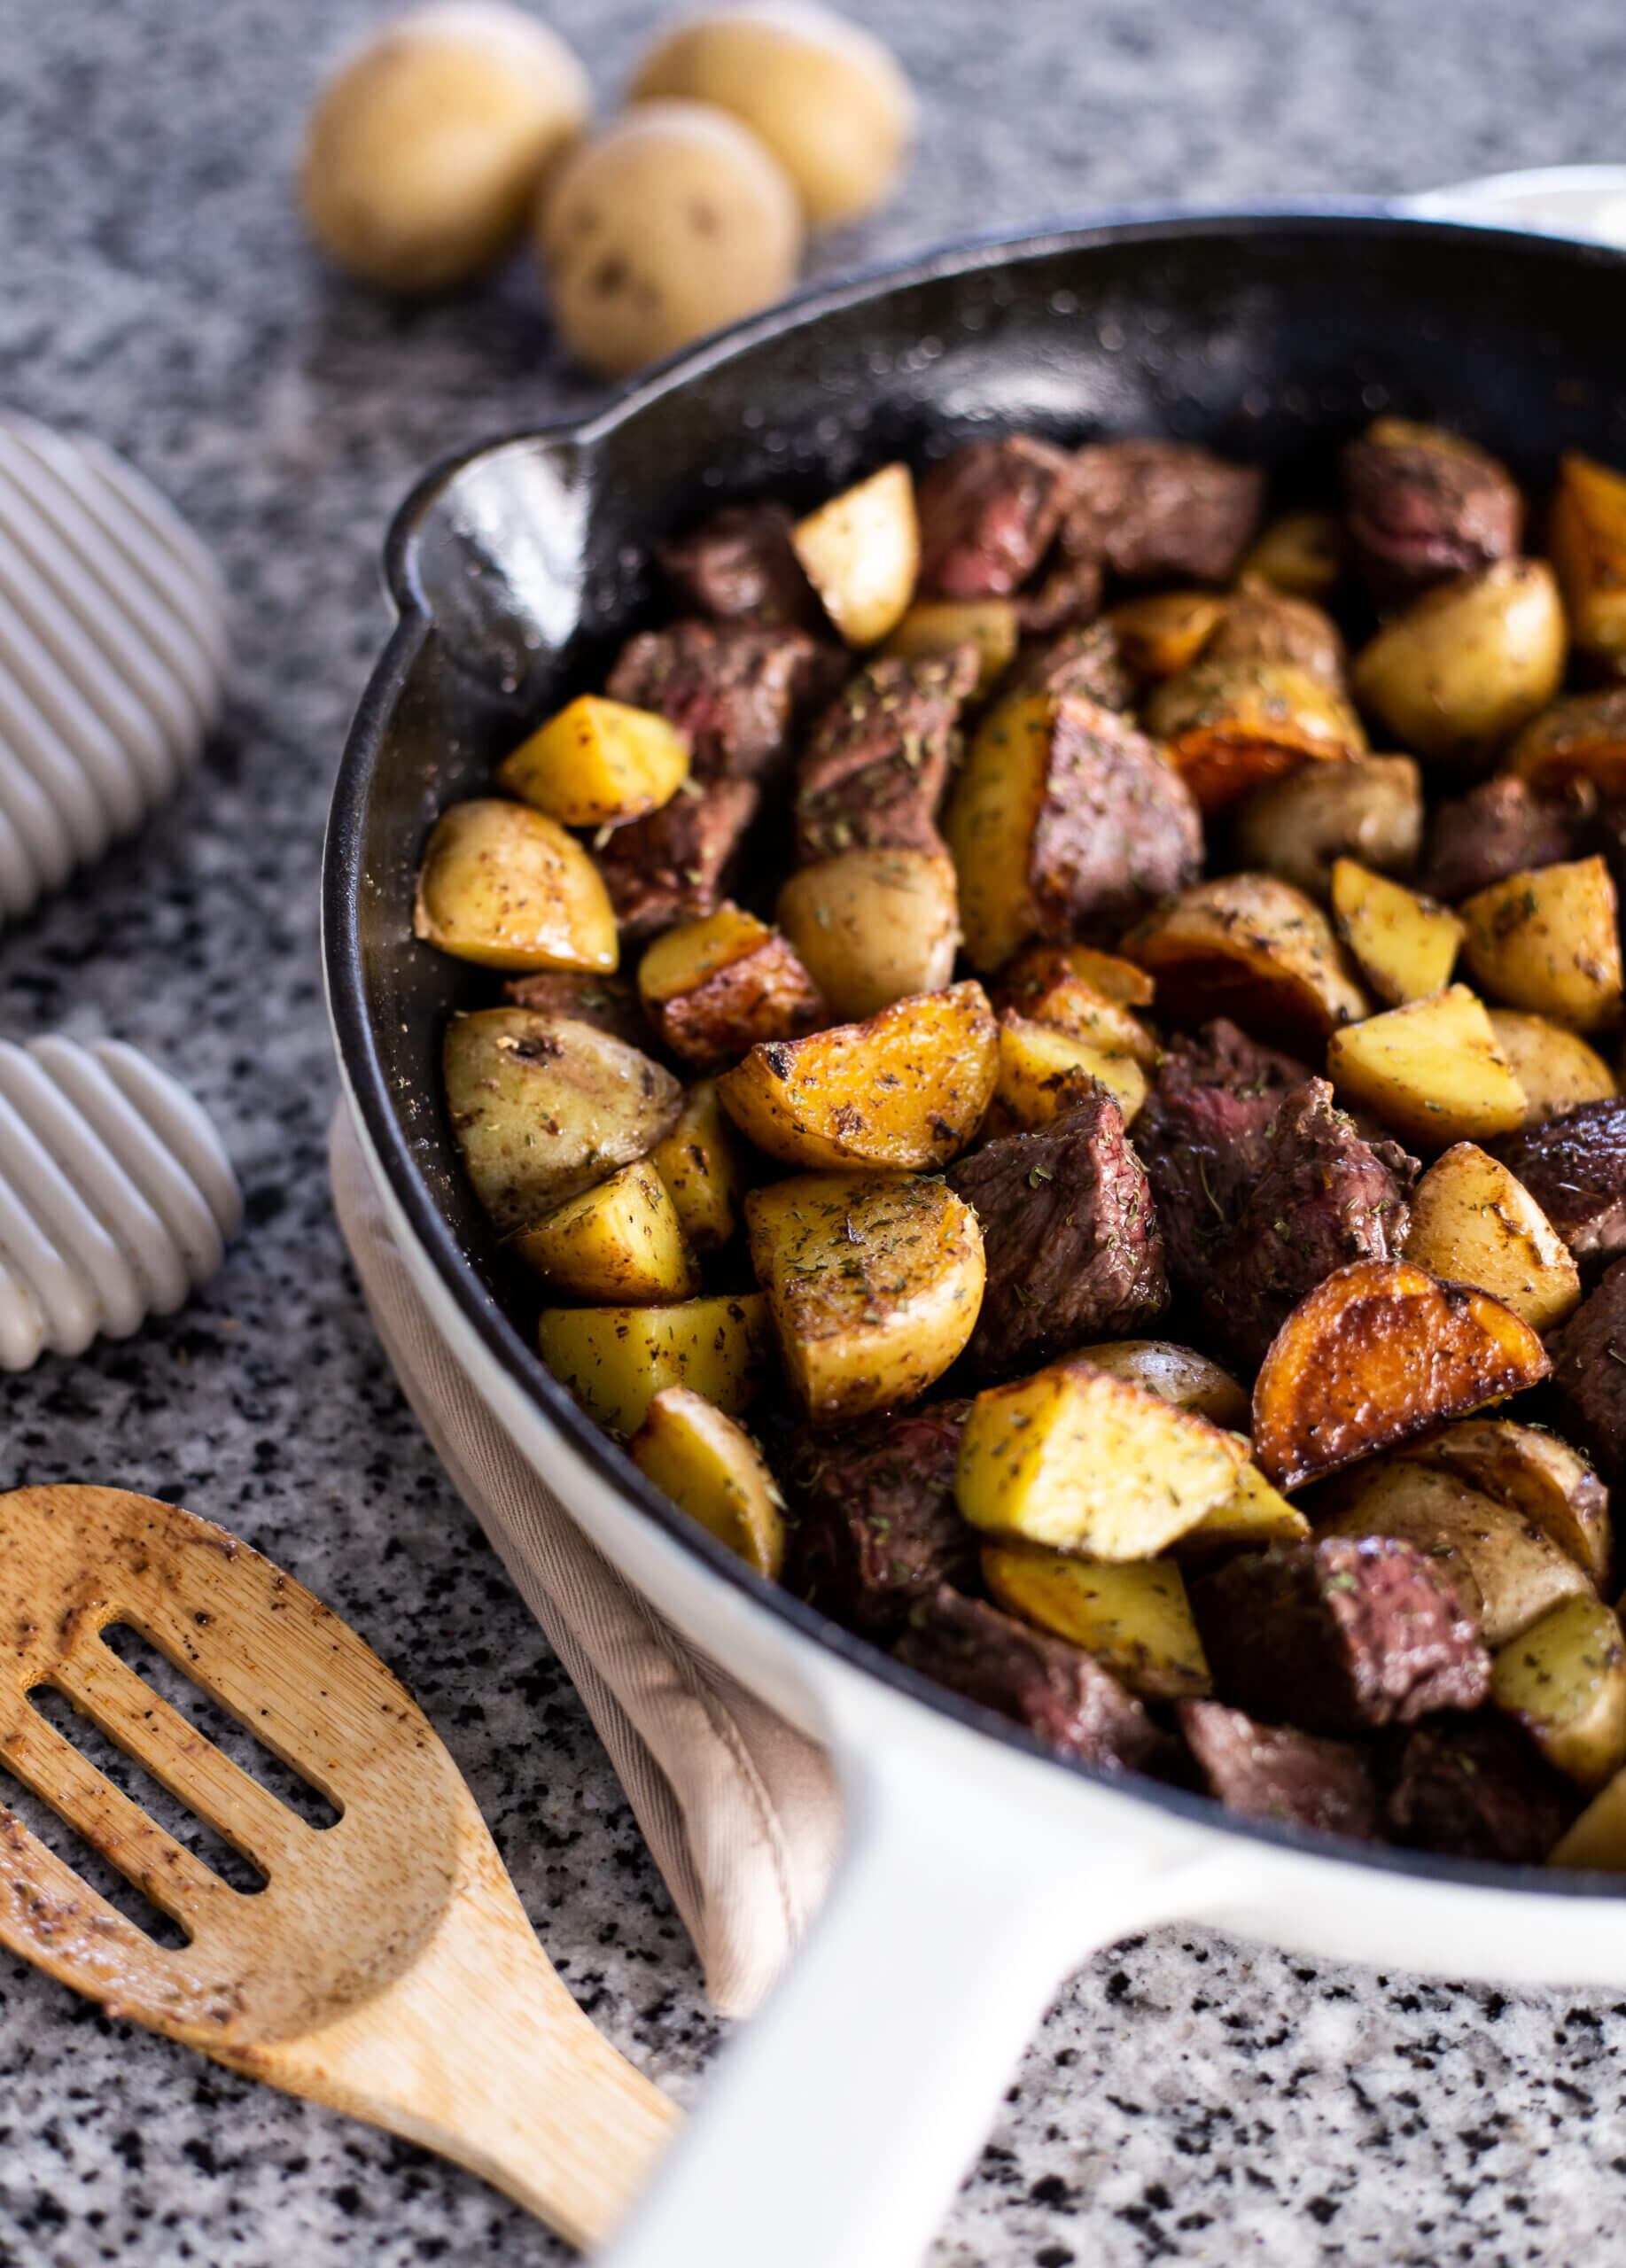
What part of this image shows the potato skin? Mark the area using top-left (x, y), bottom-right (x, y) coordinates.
top-left (1069, 1340), bottom-right (1250, 1430)
top-left (1393, 1418), bottom-right (1613, 1589)
top-left (415, 799), bottom-right (618, 973)
top-left (1124, 872), bottom-right (1368, 1048)
top-left (537, 1292), bottom-right (773, 1435)
top-left (1233, 755), bottom-right (1423, 901)
top-left (776, 848), bottom-right (959, 1021)
top-left (1351, 557), bottom-right (1568, 765)
top-left (1491, 1595), bottom-right (1626, 1790)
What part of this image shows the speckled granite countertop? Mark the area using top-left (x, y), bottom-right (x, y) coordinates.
top-left (3, 2), bottom-right (1626, 2261)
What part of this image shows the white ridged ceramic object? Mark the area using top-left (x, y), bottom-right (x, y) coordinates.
top-left (0, 416), bottom-right (229, 923)
top-left (0, 1036), bottom-right (241, 1369)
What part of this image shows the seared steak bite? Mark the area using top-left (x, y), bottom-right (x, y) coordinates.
top-left (1493, 1100), bottom-right (1626, 1276)
top-left (1384, 1713), bottom-right (1574, 1864)
top-left (1192, 1538), bottom-right (1491, 1736)
top-left (1550, 1255), bottom-right (1626, 1480)
top-left (1179, 1700), bottom-right (1380, 1840)
top-left (947, 1090), bottom-right (1167, 1377)
top-left (795, 649), bottom-right (979, 862)
top-left (502, 970), bottom-right (654, 1051)
top-left (1004, 620), bottom-right (1136, 712)
top-left (1023, 695), bottom-right (1203, 941)
top-left (1062, 439), bottom-right (1265, 586)
top-left (657, 501), bottom-right (819, 627)
top-left (783, 1402), bottom-right (976, 1642)
top-left (1342, 423), bottom-right (1523, 607)
top-left (1419, 775), bottom-right (1591, 902)
top-left (595, 780), bottom-right (759, 940)
top-left (916, 435), bottom-right (1078, 602)
top-left (894, 1586), bottom-right (1172, 1774)
top-left (605, 618), bottom-right (840, 784)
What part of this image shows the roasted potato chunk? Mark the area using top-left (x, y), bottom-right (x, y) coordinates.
top-left (1171, 1461), bottom-right (1311, 1557)
top-left (1146, 657), bottom-right (1365, 812)
top-left (717, 981), bottom-right (998, 1170)
top-left (1233, 754), bottom-right (1423, 901)
top-left (1486, 1010), bottom-right (1616, 1126)
top-left (1250, 1256), bottom-right (1552, 1490)
top-left (790, 462), bottom-right (918, 647)
top-left (637, 902), bottom-right (826, 1071)
top-left (883, 598), bottom-right (1017, 695)
top-left (1548, 449), bottom-right (1626, 674)
top-left (956, 1358), bottom-right (1246, 1558)
top-left (1105, 589), bottom-right (1226, 678)
top-left (1506, 687), bottom-right (1626, 797)
top-left (745, 1172), bottom-right (984, 1425)
top-left (1239, 509), bottom-right (1344, 602)
top-left (443, 1007), bottom-right (682, 1235)
top-left (1552, 1767), bottom-right (1626, 1870)
top-left (629, 1384), bottom-right (785, 1578)
top-left (994, 1010), bottom-right (1147, 1130)
top-left (1330, 858), bottom-right (1464, 1006)
top-left (497, 694), bottom-right (689, 827)
top-left (1459, 857), bottom-right (1623, 1032)
top-left (981, 1545), bottom-right (1212, 1700)
top-left (995, 949), bottom-right (1157, 1067)
top-left (1403, 1141), bottom-right (1581, 1333)
top-left (510, 1156), bottom-right (700, 1302)
top-left (1326, 984), bottom-right (1527, 1150)
top-left (1393, 1418), bottom-right (1612, 1588)
top-left (1124, 873), bottom-right (1369, 1047)
top-left (776, 847), bottom-right (959, 1021)
top-left (1203, 577), bottom-right (1348, 687)
top-left (650, 1078), bottom-right (749, 1254)
top-left (1070, 1340), bottom-right (1250, 1431)
top-left (1035, 944), bottom-right (1155, 1008)
top-left (414, 798), bottom-right (618, 973)
top-left (536, 1291), bottom-right (773, 1434)
top-left (1350, 557), bottom-right (1568, 765)
top-left (1491, 1595), bottom-right (1626, 1791)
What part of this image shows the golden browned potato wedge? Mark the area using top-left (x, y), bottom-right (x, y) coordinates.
top-left (993, 1011), bottom-right (1147, 1129)
top-left (1124, 873), bottom-right (1369, 1046)
top-left (637, 902), bottom-right (826, 1071)
top-left (650, 1078), bottom-right (750, 1254)
top-left (1350, 557), bottom-right (1568, 765)
top-left (1506, 687), bottom-right (1626, 796)
top-left (1239, 509), bottom-right (1344, 602)
top-left (537, 1291), bottom-right (773, 1434)
top-left (414, 798), bottom-right (618, 972)
top-left (497, 694), bottom-right (689, 827)
top-left (956, 1358), bottom-right (1246, 1557)
top-left (1232, 754), bottom-right (1423, 900)
top-left (717, 981), bottom-right (998, 1169)
top-left (510, 1156), bottom-right (700, 1302)
top-left (1170, 1462), bottom-right (1311, 1557)
top-left (883, 599), bottom-right (1017, 695)
top-left (1035, 944), bottom-right (1155, 1008)
top-left (1486, 1010), bottom-right (1616, 1126)
top-left (1548, 449), bottom-right (1626, 674)
top-left (1250, 1256), bottom-right (1552, 1489)
top-left (1459, 857), bottom-right (1623, 1032)
top-left (981, 1545), bottom-right (1212, 1700)
top-left (1105, 589), bottom-right (1226, 678)
top-left (1330, 858), bottom-right (1464, 1006)
top-left (791, 462), bottom-right (918, 647)
top-left (443, 1007), bottom-right (683, 1235)
top-left (1491, 1595), bottom-right (1626, 1791)
top-left (629, 1384), bottom-right (786, 1578)
top-left (745, 1171), bottom-right (984, 1425)
top-left (995, 949), bottom-right (1157, 1066)
top-left (776, 848), bottom-right (959, 1021)
top-left (1070, 1340), bottom-right (1250, 1430)
top-left (1402, 1140), bottom-right (1581, 1333)
top-left (1392, 1418), bottom-right (1612, 1588)
top-left (1146, 657), bottom-right (1366, 812)
top-left (1552, 1768), bottom-right (1626, 1869)
top-left (1325, 984), bottom-right (1528, 1150)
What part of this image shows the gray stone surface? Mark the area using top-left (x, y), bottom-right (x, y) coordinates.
top-left (2, 0), bottom-right (1626, 2261)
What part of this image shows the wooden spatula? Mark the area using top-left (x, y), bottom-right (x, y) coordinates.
top-left (0, 1484), bottom-right (680, 2249)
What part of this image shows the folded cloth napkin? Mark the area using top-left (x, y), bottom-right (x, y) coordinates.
top-left (329, 1104), bottom-right (842, 2020)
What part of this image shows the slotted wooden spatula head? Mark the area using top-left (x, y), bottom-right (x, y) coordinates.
top-left (0, 1485), bottom-right (677, 2249)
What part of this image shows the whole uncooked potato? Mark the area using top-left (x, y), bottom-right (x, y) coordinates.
top-left (301, 3), bottom-right (588, 291)
top-left (538, 103), bottom-right (802, 377)
top-left (630, 2), bottom-right (914, 228)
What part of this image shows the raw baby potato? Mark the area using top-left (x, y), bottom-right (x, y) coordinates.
top-left (1070, 1340), bottom-right (1251, 1431)
top-left (956, 1359), bottom-right (1246, 1559)
top-left (1124, 873), bottom-right (1368, 1046)
top-left (717, 981), bottom-right (998, 1170)
top-left (443, 1007), bottom-right (682, 1235)
top-left (1171, 1462), bottom-right (1311, 1557)
top-left (1393, 1418), bottom-right (1613, 1588)
top-left (1491, 1595), bottom-right (1626, 1791)
top-left (745, 1172), bottom-right (984, 1425)
top-left (1548, 449), bottom-right (1626, 674)
top-left (790, 462), bottom-right (919, 648)
top-left (1487, 1011), bottom-right (1615, 1125)
top-left (1459, 857), bottom-right (1623, 1031)
top-left (1232, 754), bottom-right (1423, 901)
top-left (1350, 557), bottom-right (1568, 764)
top-left (1330, 858), bottom-right (1464, 1006)
top-left (1402, 1141), bottom-right (1581, 1334)
top-left (883, 599), bottom-right (1018, 696)
top-left (1106, 589), bottom-right (1226, 679)
top-left (1507, 687), bottom-right (1626, 797)
top-left (1325, 983), bottom-right (1527, 1150)
top-left (1249, 1256), bottom-right (1552, 1490)
top-left (1146, 656), bottom-right (1366, 812)
top-left (414, 798), bottom-right (618, 972)
top-left (510, 1157), bottom-right (699, 1302)
top-left (630, 1), bottom-right (915, 228)
top-left (650, 1078), bottom-right (749, 1254)
top-left (981, 1545), bottom-right (1212, 1700)
top-left (776, 847), bottom-right (959, 1021)
top-left (539, 102), bottom-right (803, 379)
top-left (629, 1384), bottom-right (786, 1578)
top-left (538, 1293), bottom-right (772, 1434)
top-left (300, 1), bottom-right (589, 291)
top-left (637, 903), bottom-right (825, 1071)
top-left (498, 695), bottom-right (689, 827)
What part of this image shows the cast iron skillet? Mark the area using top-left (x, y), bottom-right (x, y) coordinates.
top-left (323, 210), bottom-right (1626, 2268)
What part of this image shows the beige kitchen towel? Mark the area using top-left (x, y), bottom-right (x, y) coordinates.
top-left (329, 1104), bottom-right (842, 2021)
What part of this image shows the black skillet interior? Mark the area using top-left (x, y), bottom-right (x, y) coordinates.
top-left (324, 208), bottom-right (1626, 1885)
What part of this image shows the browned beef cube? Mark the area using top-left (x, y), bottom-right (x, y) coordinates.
top-left (1494, 1100), bottom-right (1626, 1276)
top-left (1419, 775), bottom-right (1591, 902)
top-left (1342, 426), bottom-right (1523, 607)
top-left (1550, 1255), bottom-right (1626, 1480)
top-left (1201, 1077), bottom-right (1417, 1367)
top-left (1004, 621), bottom-right (1135, 711)
top-left (1179, 1700), bottom-right (1380, 1840)
top-left (783, 1402), bottom-right (976, 1641)
top-left (657, 501), bottom-right (819, 627)
top-left (1015, 548), bottom-right (1105, 634)
top-left (1062, 439), bottom-right (1265, 585)
top-left (595, 780), bottom-right (759, 940)
top-left (1385, 1714), bottom-right (1574, 1864)
top-left (947, 1091), bottom-right (1166, 1378)
top-left (915, 436), bottom-right (1077, 601)
top-left (605, 618), bottom-right (840, 784)
top-left (1191, 1539), bottom-right (1490, 1737)
top-left (502, 970), bottom-right (655, 1052)
top-left (794, 650), bottom-right (979, 862)
top-left (1023, 695), bottom-right (1203, 941)
top-left (894, 1587), bottom-right (1171, 1774)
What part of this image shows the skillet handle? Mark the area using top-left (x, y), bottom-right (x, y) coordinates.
top-left (600, 1682), bottom-right (1211, 2268)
